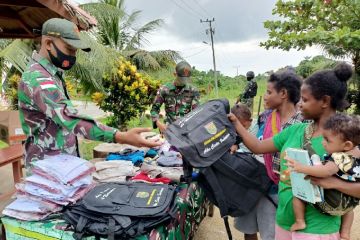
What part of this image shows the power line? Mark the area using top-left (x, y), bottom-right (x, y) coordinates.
top-left (192, 0), bottom-right (212, 18)
top-left (170, 0), bottom-right (199, 20)
top-left (178, 0), bottom-right (206, 18)
top-left (183, 47), bottom-right (209, 58)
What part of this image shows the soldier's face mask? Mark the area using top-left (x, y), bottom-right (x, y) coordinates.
top-left (48, 41), bottom-right (76, 70)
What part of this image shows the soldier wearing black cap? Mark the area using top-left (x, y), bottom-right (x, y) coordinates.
top-left (237, 71), bottom-right (258, 114)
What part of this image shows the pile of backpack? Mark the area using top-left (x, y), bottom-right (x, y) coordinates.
top-left (63, 182), bottom-right (177, 240)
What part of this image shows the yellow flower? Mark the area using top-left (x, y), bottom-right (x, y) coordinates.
top-left (91, 92), bottom-right (104, 104)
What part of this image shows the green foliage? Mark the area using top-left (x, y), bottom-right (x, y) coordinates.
top-left (296, 55), bottom-right (337, 78)
top-left (92, 58), bottom-right (160, 129)
top-left (261, 0), bottom-right (360, 111)
top-left (4, 74), bottom-right (21, 110)
top-left (80, 0), bottom-right (180, 71)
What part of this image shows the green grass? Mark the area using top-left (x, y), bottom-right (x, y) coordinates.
top-left (79, 139), bottom-right (104, 160)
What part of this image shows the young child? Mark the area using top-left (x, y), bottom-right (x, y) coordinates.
top-left (286, 113), bottom-right (360, 240)
top-left (229, 103), bottom-right (253, 154)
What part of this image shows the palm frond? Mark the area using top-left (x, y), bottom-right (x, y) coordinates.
top-left (123, 10), bottom-right (141, 30)
top-left (149, 50), bottom-right (182, 67)
top-left (126, 19), bottom-right (164, 49)
top-left (67, 33), bottom-right (122, 94)
top-left (0, 39), bottom-right (34, 73)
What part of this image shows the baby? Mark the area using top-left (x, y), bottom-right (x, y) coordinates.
top-left (229, 103), bottom-right (253, 154)
top-left (286, 113), bottom-right (360, 240)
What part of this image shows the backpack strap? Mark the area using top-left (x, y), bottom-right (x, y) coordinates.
top-left (223, 216), bottom-right (233, 240)
top-left (108, 218), bottom-right (115, 240)
top-left (203, 167), bottom-right (233, 240)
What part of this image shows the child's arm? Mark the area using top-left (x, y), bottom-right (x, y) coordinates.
top-left (228, 113), bottom-right (278, 154)
top-left (285, 156), bottom-right (339, 178)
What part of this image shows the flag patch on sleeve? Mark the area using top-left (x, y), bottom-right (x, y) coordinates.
top-left (40, 81), bottom-right (57, 89)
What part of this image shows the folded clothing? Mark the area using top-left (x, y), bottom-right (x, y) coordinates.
top-left (31, 154), bottom-right (95, 185)
top-left (140, 163), bottom-right (183, 183)
top-left (157, 151), bottom-right (183, 167)
top-left (106, 150), bottom-right (145, 166)
top-left (131, 172), bottom-right (171, 184)
top-left (93, 160), bottom-right (139, 183)
top-left (145, 149), bottom-right (158, 158)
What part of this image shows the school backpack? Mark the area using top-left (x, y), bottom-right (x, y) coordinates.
top-left (63, 182), bottom-right (177, 240)
top-left (165, 99), bottom-right (273, 240)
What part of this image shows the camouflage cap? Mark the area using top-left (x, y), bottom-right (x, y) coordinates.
top-left (42, 18), bottom-right (91, 52)
top-left (175, 61), bottom-right (192, 81)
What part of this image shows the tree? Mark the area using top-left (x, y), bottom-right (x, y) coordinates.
top-left (80, 0), bottom-right (181, 71)
top-left (296, 55), bottom-right (337, 78)
top-left (261, 0), bottom-right (360, 112)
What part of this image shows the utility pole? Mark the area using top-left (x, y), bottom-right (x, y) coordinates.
top-left (201, 18), bottom-right (218, 98)
top-left (233, 65), bottom-right (241, 76)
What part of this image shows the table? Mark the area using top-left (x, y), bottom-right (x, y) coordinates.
top-left (1, 182), bottom-right (208, 240)
top-left (0, 144), bottom-right (23, 201)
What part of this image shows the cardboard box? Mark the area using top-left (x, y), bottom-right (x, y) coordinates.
top-left (0, 110), bottom-right (26, 145)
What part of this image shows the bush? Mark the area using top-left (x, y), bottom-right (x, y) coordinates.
top-left (4, 74), bottom-right (21, 110)
top-left (92, 58), bottom-right (160, 130)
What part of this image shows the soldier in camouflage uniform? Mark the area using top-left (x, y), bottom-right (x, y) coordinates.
top-left (18, 18), bottom-right (160, 167)
top-left (150, 61), bottom-right (200, 132)
top-left (237, 71), bottom-right (258, 114)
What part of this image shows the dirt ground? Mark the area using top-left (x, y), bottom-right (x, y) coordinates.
top-left (194, 207), bottom-right (360, 240)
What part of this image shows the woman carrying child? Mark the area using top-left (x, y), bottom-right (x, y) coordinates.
top-left (229, 62), bottom-right (359, 240)
top-left (286, 113), bottom-right (360, 240)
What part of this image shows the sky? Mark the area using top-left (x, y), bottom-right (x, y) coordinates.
top-left (74, 0), bottom-right (324, 77)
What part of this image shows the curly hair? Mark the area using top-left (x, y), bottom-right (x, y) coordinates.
top-left (324, 113), bottom-right (360, 146)
top-left (304, 62), bottom-right (352, 111)
top-left (268, 70), bottom-right (302, 104)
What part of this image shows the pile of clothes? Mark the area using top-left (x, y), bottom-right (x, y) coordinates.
top-left (92, 139), bottom-right (184, 185)
top-left (2, 154), bottom-right (94, 220)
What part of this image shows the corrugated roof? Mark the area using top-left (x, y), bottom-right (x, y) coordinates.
top-left (0, 0), bottom-right (96, 39)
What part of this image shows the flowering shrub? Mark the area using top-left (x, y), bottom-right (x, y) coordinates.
top-left (4, 74), bottom-right (21, 110)
top-left (92, 58), bottom-right (160, 129)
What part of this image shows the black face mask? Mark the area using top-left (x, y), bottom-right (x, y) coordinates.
top-left (47, 42), bottom-right (76, 70)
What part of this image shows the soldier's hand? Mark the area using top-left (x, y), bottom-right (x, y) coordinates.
top-left (115, 128), bottom-right (162, 148)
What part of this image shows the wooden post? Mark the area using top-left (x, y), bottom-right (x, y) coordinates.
top-left (257, 96), bottom-right (262, 117)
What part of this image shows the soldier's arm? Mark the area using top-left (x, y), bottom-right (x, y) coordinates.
top-left (242, 82), bottom-right (251, 98)
top-left (30, 80), bottom-right (117, 143)
top-left (192, 89), bottom-right (200, 110)
top-left (150, 87), bottom-right (165, 123)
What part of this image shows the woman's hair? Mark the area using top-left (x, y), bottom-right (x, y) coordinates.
top-left (231, 103), bottom-right (251, 121)
top-left (268, 70), bottom-right (302, 104)
top-left (324, 113), bottom-right (360, 146)
top-left (304, 62), bottom-right (352, 111)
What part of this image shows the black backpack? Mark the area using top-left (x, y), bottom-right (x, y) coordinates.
top-left (165, 99), bottom-right (273, 240)
top-left (63, 182), bottom-right (177, 240)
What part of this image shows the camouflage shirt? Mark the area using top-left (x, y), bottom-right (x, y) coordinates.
top-left (150, 82), bottom-right (200, 124)
top-left (18, 52), bottom-right (117, 166)
top-left (241, 79), bottom-right (258, 100)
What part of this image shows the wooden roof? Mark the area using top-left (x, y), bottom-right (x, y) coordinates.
top-left (0, 0), bottom-right (97, 39)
